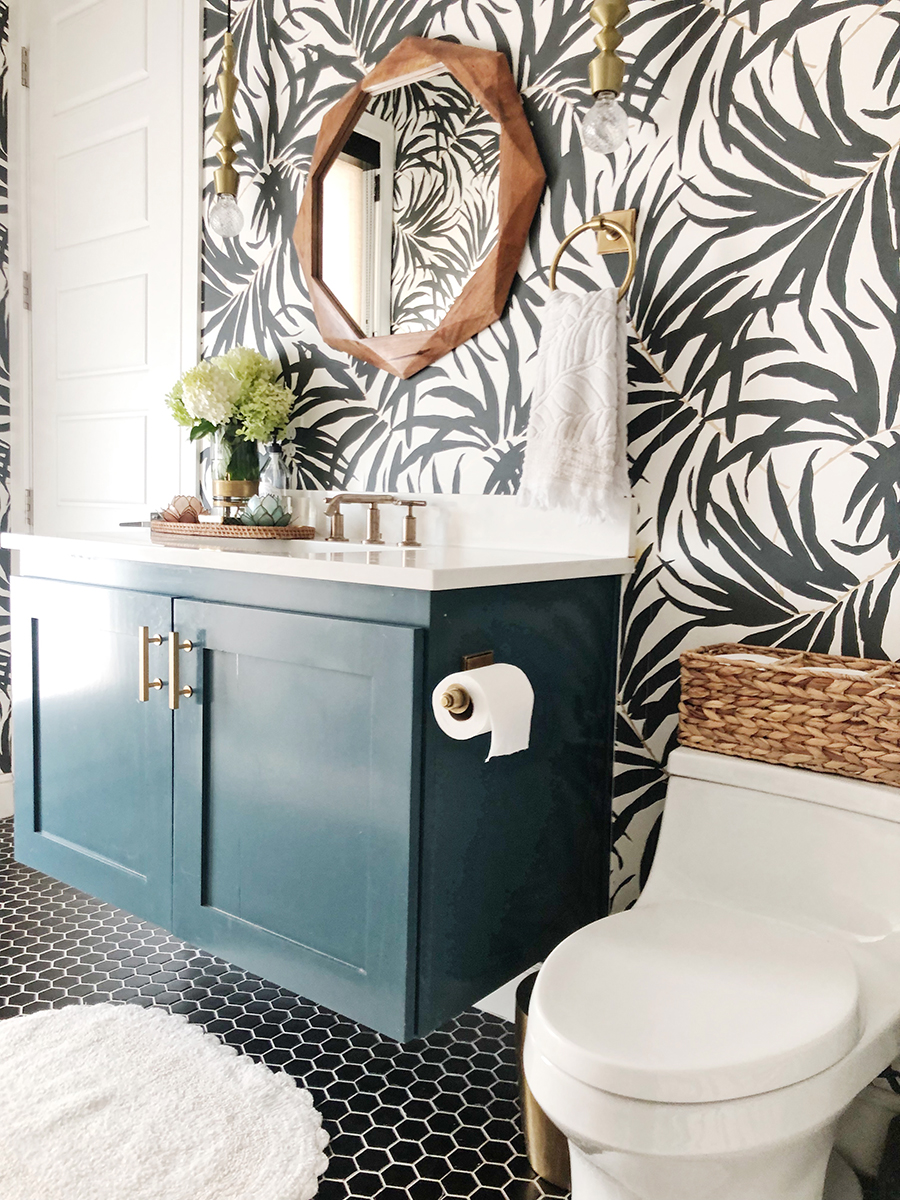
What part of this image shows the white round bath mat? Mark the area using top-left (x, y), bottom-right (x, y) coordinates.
top-left (0, 1002), bottom-right (329, 1200)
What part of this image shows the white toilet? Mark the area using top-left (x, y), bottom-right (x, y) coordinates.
top-left (524, 747), bottom-right (900, 1200)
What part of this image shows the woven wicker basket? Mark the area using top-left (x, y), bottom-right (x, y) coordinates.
top-left (679, 642), bottom-right (900, 786)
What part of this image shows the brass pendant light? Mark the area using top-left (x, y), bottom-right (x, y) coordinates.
top-left (583, 0), bottom-right (630, 154)
top-left (208, 0), bottom-right (244, 237)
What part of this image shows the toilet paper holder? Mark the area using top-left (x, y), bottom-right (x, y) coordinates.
top-left (439, 650), bottom-right (494, 718)
top-left (440, 685), bottom-right (473, 717)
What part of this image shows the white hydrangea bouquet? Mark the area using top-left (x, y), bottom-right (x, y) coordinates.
top-left (166, 347), bottom-right (294, 483)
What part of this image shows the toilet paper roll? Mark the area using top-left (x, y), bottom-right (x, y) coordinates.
top-left (431, 663), bottom-right (534, 760)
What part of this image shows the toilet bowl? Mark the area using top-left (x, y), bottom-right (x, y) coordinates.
top-left (524, 748), bottom-right (900, 1200)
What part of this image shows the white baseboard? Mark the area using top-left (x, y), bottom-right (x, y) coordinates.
top-left (474, 964), bottom-right (540, 1024)
top-left (0, 774), bottom-right (14, 819)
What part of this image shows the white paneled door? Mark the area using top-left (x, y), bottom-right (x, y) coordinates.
top-left (25, 0), bottom-right (199, 533)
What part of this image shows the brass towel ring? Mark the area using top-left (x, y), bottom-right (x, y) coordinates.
top-left (548, 217), bottom-right (637, 301)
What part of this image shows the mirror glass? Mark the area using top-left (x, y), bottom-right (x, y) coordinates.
top-left (320, 71), bottom-right (501, 337)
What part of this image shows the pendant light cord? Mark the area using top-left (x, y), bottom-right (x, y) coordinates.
top-left (227, 0), bottom-right (232, 32)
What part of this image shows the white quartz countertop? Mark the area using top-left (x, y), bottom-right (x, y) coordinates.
top-left (3, 530), bottom-right (632, 592)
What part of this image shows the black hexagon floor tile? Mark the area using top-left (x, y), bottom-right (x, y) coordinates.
top-left (0, 818), bottom-right (565, 1198)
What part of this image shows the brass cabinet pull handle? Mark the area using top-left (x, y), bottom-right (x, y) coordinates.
top-left (138, 626), bottom-right (164, 702)
top-left (168, 632), bottom-right (193, 710)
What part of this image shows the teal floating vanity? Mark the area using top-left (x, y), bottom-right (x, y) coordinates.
top-left (6, 532), bottom-right (628, 1040)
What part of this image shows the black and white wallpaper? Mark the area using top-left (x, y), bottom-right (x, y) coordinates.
top-left (202, 0), bottom-right (900, 912)
top-left (369, 75), bottom-right (499, 333)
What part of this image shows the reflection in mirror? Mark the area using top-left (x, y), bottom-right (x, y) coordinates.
top-left (321, 71), bottom-right (500, 337)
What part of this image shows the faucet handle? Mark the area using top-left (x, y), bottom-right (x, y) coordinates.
top-left (397, 499), bottom-right (426, 547)
top-left (324, 496), bottom-right (348, 542)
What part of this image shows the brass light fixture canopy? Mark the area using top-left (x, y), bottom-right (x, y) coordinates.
top-left (588, 0), bottom-right (630, 96)
top-left (213, 31), bottom-right (241, 196)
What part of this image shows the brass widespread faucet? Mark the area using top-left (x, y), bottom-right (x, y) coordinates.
top-left (324, 494), bottom-right (427, 545)
top-left (325, 494), bottom-right (396, 544)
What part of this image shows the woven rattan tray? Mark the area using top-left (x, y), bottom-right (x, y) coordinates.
top-left (679, 642), bottom-right (900, 786)
top-left (150, 521), bottom-right (316, 540)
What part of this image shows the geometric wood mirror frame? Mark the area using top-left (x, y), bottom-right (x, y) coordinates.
top-left (293, 37), bottom-right (546, 380)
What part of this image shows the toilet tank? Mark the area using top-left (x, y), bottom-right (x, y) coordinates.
top-left (638, 748), bottom-right (900, 941)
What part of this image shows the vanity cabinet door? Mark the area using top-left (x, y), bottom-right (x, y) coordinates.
top-left (12, 577), bottom-right (174, 927)
top-left (171, 599), bottom-right (423, 1041)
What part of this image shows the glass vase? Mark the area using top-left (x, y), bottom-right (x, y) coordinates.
top-left (210, 428), bottom-right (260, 518)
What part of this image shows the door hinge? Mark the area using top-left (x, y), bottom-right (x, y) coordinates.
top-left (22, 272), bottom-right (31, 310)
top-left (24, 489), bottom-right (33, 528)
top-left (21, 47), bottom-right (29, 88)
top-left (373, 173), bottom-right (381, 203)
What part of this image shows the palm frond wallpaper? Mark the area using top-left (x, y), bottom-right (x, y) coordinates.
top-left (367, 75), bottom-right (500, 333)
top-left (202, 1), bottom-right (900, 929)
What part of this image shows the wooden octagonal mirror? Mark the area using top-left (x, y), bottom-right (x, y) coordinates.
top-left (294, 37), bottom-right (545, 380)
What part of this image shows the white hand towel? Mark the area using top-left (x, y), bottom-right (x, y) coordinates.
top-left (519, 288), bottom-right (628, 520)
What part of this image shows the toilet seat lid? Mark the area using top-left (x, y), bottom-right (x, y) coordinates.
top-left (530, 899), bottom-right (860, 1104)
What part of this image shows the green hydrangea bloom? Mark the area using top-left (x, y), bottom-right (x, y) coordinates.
top-left (165, 381), bottom-right (193, 427)
top-left (213, 346), bottom-right (280, 387)
top-left (180, 361), bottom-right (240, 425)
top-left (166, 347), bottom-right (293, 444)
top-left (238, 379), bottom-right (293, 443)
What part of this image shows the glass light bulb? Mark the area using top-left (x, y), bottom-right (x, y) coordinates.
top-left (582, 92), bottom-right (629, 154)
top-left (209, 192), bottom-right (244, 237)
